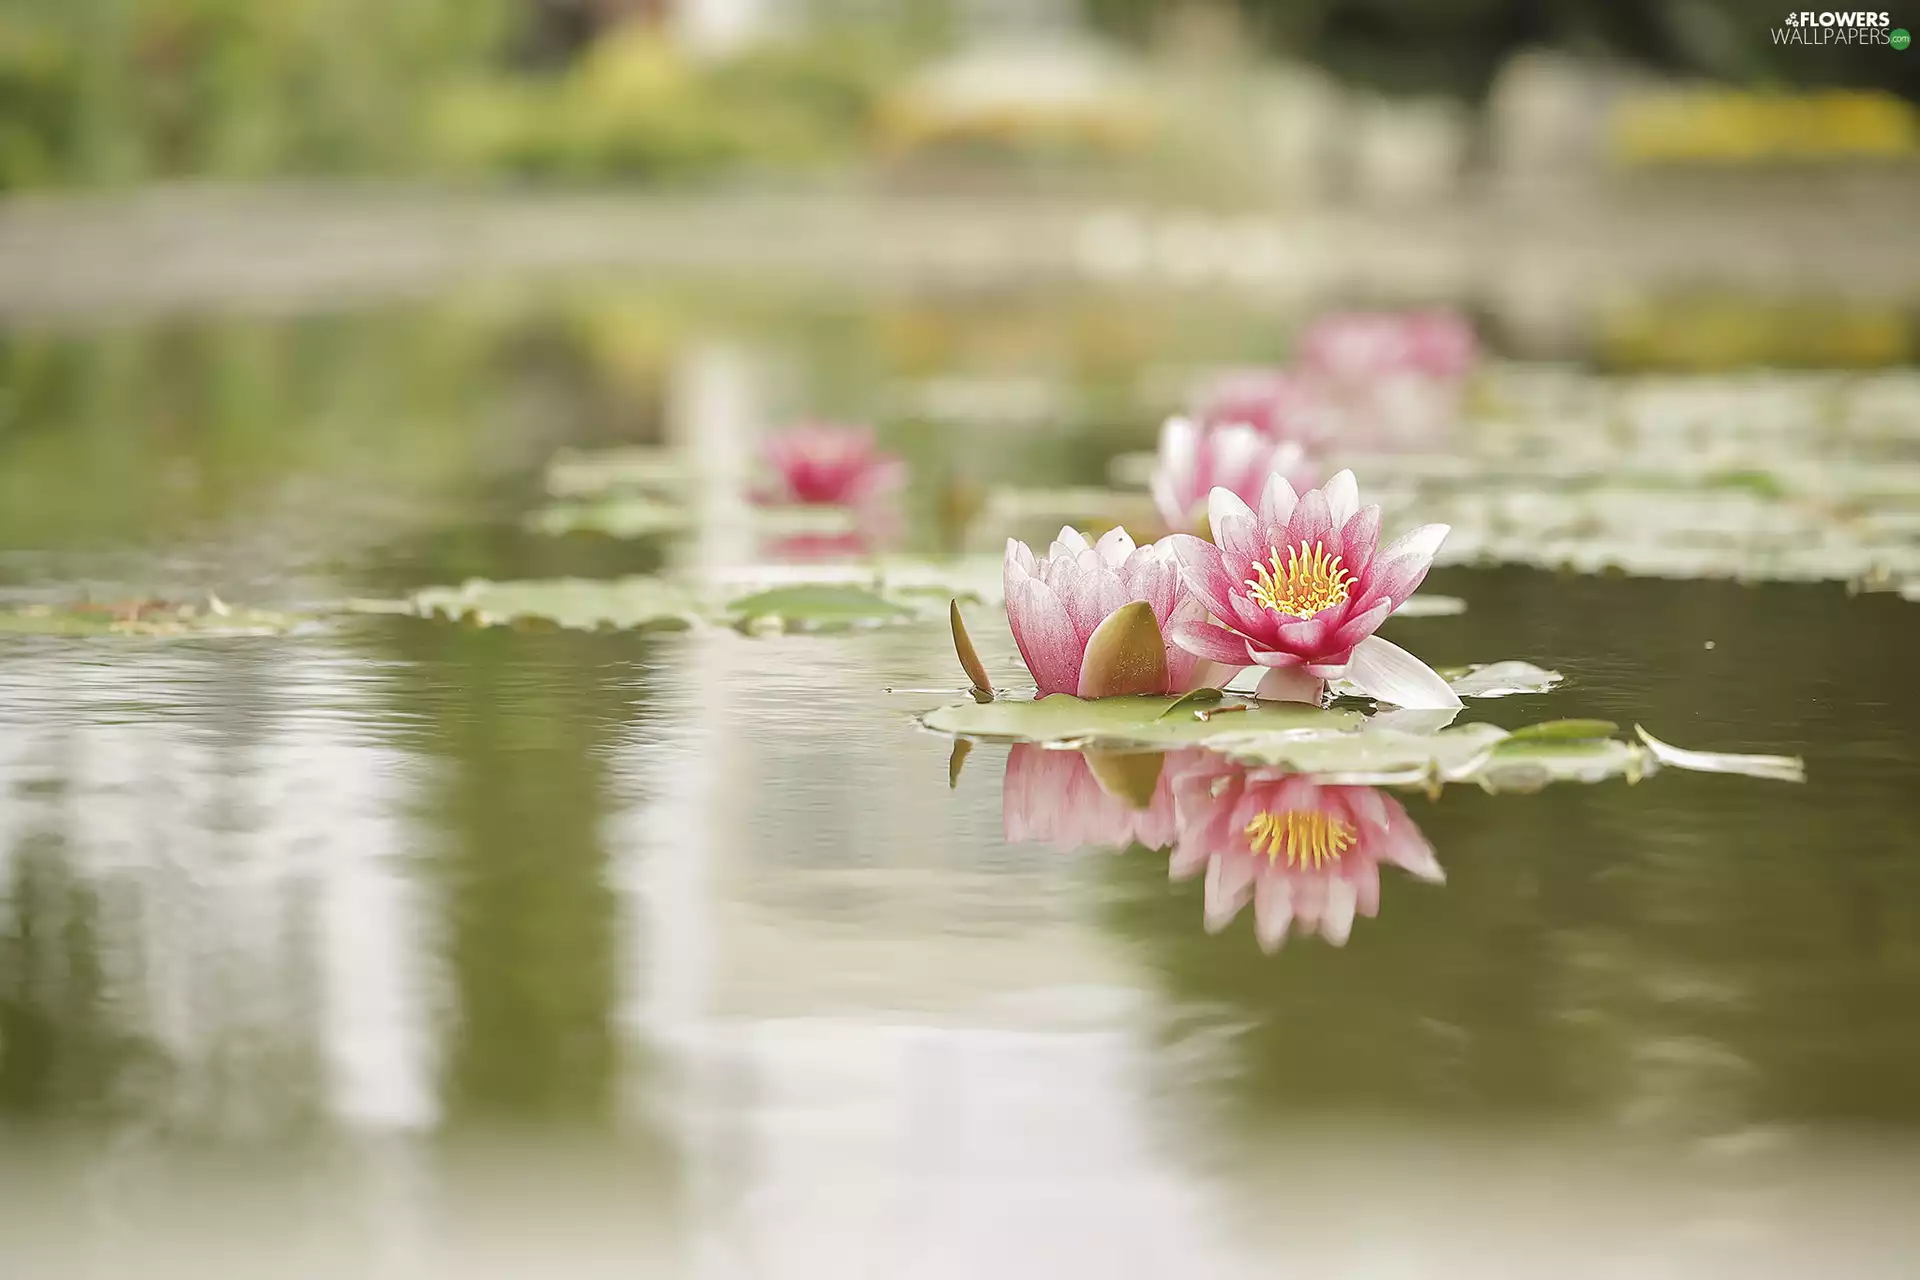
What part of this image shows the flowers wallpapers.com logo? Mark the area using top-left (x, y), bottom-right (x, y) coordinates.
top-left (1773, 10), bottom-right (1906, 44)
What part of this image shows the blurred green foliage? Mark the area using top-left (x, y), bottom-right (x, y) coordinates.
top-left (0, 0), bottom-right (894, 190)
top-left (0, 0), bottom-right (515, 188)
top-left (429, 27), bottom-right (893, 181)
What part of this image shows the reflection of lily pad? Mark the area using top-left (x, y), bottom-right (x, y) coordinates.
top-left (364, 577), bottom-right (699, 631)
top-left (1392, 595), bottom-right (1467, 618)
top-left (922, 693), bottom-right (1364, 746)
top-left (545, 447), bottom-right (690, 497)
top-left (726, 585), bottom-right (915, 630)
top-left (528, 496), bottom-right (690, 539)
top-left (0, 598), bottom-right (302, 638)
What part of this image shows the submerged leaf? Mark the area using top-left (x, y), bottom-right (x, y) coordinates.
top-left (1077, 602), bottom-right (1169, 698)
top-left (948, 738), bottom-right (973, 789)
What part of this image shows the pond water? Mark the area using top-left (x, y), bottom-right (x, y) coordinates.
top-left (2, 296), bottom-right (1919, 1278)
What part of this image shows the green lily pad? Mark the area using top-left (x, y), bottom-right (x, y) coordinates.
top-left (1506, 718), bottom-right (1619, 741)
top-left (922, 693), bottom-right (1364, 747)
top-left (1209, 722), bottom-right (1510, 783)
top-left (726, 585), bottom-right (915, 631)
top-left (358, 577), bottom-right (699, 631)
top-left (528, 496), bottom-right (690, 539)
top-left (545, 446), bottom-right (690, 497)
top-left (0, 598), bottom-right (302, 638)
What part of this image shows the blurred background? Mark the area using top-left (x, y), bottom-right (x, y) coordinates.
top-left (3, 2), bottom-right (1920, 1278)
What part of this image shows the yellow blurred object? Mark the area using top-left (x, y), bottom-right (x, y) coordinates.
top-left (1600, 296), bottom-right (1912, 369)
top-left (1608, 89), bottom-right (1919, 163)
top-left (578, 25), bottom-right (693, 111)
top-left (879, 41), bottom-right (1158, 159)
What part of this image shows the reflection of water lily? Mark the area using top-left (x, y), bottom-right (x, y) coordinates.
top-left (761, 423), bottom-right (907, 506)
top-left (1150, 416), bottom-right (1316, 536)
top-left (1169, 762), bottom-right (1442, 950)
top-left (1005, 526), bottom-right (1209, 697)
top-left (1167, 471), bottom-right (1460, 709)
top-left (1001, 744), bottom-right (1181, 852)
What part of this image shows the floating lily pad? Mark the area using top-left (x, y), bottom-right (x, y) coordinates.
top-left (1208, 722), bottom-right (1510, 783)
top-left (706, 555), bottom-right (1008, 606)
top-left (1392, 595), bottom-right (1468, 618)
top-left (1439, 661), bottom-right (1563, 698)
top-left (528, 496), bottom-right (691, 539)
top-left (0, 598), bottom-right (302, 638)
top-left (726, 585), bottom-right (915, 631)
top-left (361, 577), bottom-right (699, 631)
top-left (922, 693), bottom-right (1364, 747)
top-left (1506, 718), bottom-right (1619, 741)
top-left (545, 447), bottom-right (690, 497)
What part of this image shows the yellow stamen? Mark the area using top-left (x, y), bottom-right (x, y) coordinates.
top-left (1244, 541), bottom-right (1353, 619)
top-left (1244, 810), bottom-right (1356, 869)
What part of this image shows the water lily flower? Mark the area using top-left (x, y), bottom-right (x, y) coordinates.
top-left (1169, 762), bottom-right (1442, 950)
top-left (760, 423), bottom-right (906, 507)
top-left (1150, 416), bottom-right (1316, 536)
top-left (1005, 526), bottom-right (1209, 697)
top-left (1194, 368), bottom-right (1330, 441)
top-left (1166, 471), bottom-right (1461, 709)
top-left (1001, 745), bottom-right (1186, 853)
top-left (1298, 311), bottom-right (1478, 384)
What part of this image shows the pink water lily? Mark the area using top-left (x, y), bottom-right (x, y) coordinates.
top-left (760, 423), bottom-right (906, 507)
top-left (1169, 763), bottom-right (1442, 951)
top-left (1150, 416), bottom-right (1316, 536)
top-left (1005, 526), bottom-right (1208, 697)
top-left (1298, 310), bottom-right (1478, 384)
top-left (1166, 470), bottom-right (1461, 709)
top-left (1194, 368), bottom-right (1329, 441)
top-left (1001, 745), bottom-right (1186, 853)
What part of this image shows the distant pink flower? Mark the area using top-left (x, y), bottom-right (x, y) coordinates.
top-left (1195, 368), bottom-right (1330, 441)
top-left (1168, 762), bottom-right (1442, 951)
top-left (761, 424), bottom-right (906, 507)
top-left (1298, 311), bottom-right (1479, 384)
top-left (1005, 526), bottom-right (1209, 697)
top-left (1150, 416), bottom-right (1316, 536)
top-left (1166, 470), bottom-right (1460, 708)
top-left (1001, 745), bottom-right (1187, 853)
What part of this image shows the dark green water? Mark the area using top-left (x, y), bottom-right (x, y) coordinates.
top-left (3, 299), bottom-right (1919, 1277)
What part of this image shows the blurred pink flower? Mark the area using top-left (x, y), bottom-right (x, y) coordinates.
top-left (760, 423), bottom-right (906, 507)
top-left (1006, 526), bottom-right (1211, 697)
top-left (1166, 470), bottom-right (1459, 709)
top-left (1298, 311), bottom-right (1479, 384)
top-left (1168, 762), bottom-right (1442, 950)
top-left (1001, 745), bottom-right (1184, 853)
top-left (1194, 368), bottom-right (1330, 441)
top-left (1149, 416), bottom-right (1316, 536)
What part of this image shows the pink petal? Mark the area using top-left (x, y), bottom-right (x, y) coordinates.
top-left (1339, 505), bottom-right (1382, 571)
top-left (1283, 487), bottom-right (1336, 555)
top-left (1007, 577), bottom-right (1084, 695)
top-left (1207, 487), bottom-right (1259, 559)
top-left (1171, 618), bottom-right (1255, 665)
top-left (1168, 535), bottom-right (1240, 622)
top-left (1256, 473), bottom-right (1299, 531)
top-left (1322, 469), bottom-right (1359, 527)
top-left (1330, 597), bottom-right (1394, 650)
